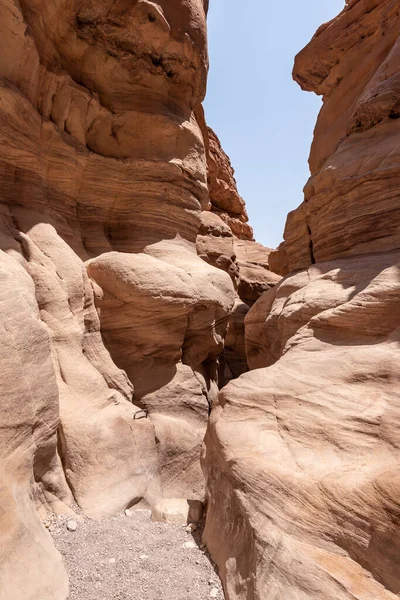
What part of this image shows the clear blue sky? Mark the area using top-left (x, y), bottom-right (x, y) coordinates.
top-left (204, 1), bottom-right (345, 249)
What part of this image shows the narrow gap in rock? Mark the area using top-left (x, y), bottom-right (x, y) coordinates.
top-left (307, 223), bottom-right (316, 264)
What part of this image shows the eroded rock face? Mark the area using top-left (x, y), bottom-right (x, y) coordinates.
top-left (0, 252), bottom-right (69, 599)
top-left (0, 1), bottom-right (246, 598)
top-left (195, 119), bottom-right (281, 382)
top-left (206, 126), bottom-right (254, 241)
top-left (203, 2), bottom-right (400, 599)
top-left (271, 0), bottom-right (400, 274)
top-left (195, 106), bottom-right (254, 241)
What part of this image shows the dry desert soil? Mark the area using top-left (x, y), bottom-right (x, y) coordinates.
top-left (51, 509), bottom-right (224, 600)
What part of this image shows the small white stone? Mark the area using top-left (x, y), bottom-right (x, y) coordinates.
top-left (185, 523), bottom-right (197, 533)
top-left (183, 540), bottom-right (197, 549)
top-left (199, 542), bottom-right (206, 550)
top-left (66, 520), bottom-right (77, 532)
top-left (210, 589), bottom-right (219, 599)
top-left (109, 558), bottom-right (116, 564)
top-left (124, 508), bottom-right (132, 517)
top-left (139, 554), bottom-right (149, 560)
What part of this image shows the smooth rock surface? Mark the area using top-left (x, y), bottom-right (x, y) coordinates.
top-left (203, 3), bottom-right (400, 599)
top-left (152, 498), bottom-right (203, 526)
top-left (66, 520), bottom-right (77, 533)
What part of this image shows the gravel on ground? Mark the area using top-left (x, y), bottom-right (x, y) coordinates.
top-left (51, 509), bottom-right (224, 600)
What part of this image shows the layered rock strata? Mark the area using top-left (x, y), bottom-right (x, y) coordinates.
top-left (0, 1), bottom-right (255, 598)
top-left (195, 119), bottom-right (280, 381)
top-left (203, 2), bottom-right (400, 599)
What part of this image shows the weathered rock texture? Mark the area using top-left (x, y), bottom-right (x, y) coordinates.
top-left (0, 0), bottom-right (277, 598)
top-left (196, 208), bottom-right (279, 382)
top-left (195, 117), bottom-right (280, 381)
top-left (205, 124), bottom-right (253, 241)
top-left (203, 2), bottom-right (400, 599)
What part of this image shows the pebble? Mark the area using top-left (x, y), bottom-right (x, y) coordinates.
top-left (185, 523), bottom-right (197, 533)
top-left (109, 558), bottom-right (116, 564)
top-left (66, 520), bottom-right (77, 532)
top-left (210, 589), bottom-right (219, 598)
top-left (124, 509), bottom-right (132, 517)
top-left (183, 540), bottom-right (197, 549)
top-left (139, 554), bottom-right (149, 560)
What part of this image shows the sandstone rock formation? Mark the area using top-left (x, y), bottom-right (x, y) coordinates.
top-left (195, 119), bottom-right (280, 381)
top-left (0, 0), bottom-right (269, 598)
top-left (195, 117), bottom-right (280, 310)
top-left (203, 2), bottom-right (400, 599)
top-left (196, 208), bottom-right (279, 382)
top-left (205, 124), bottom-right (253, 241)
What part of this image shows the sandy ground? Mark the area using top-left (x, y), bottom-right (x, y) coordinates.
top-left (51, 509), bottom-right (224, 600)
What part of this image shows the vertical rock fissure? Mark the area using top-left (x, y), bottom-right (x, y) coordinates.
top-left (306, 222), bottom-right (316, 264)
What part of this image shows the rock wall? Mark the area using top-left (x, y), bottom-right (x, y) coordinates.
top-left (0, 1), bottom-right (279, 598)
top-left (203, 2), bottom-right (400, 599)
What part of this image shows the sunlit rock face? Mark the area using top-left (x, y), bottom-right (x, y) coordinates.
top-left (203, 2), bottom-right (400, 599)
top-left (0, 1), bottom-right (244, 598)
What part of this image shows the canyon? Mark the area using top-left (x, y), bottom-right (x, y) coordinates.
top-left (0, 0), bottom-right (399, 599)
